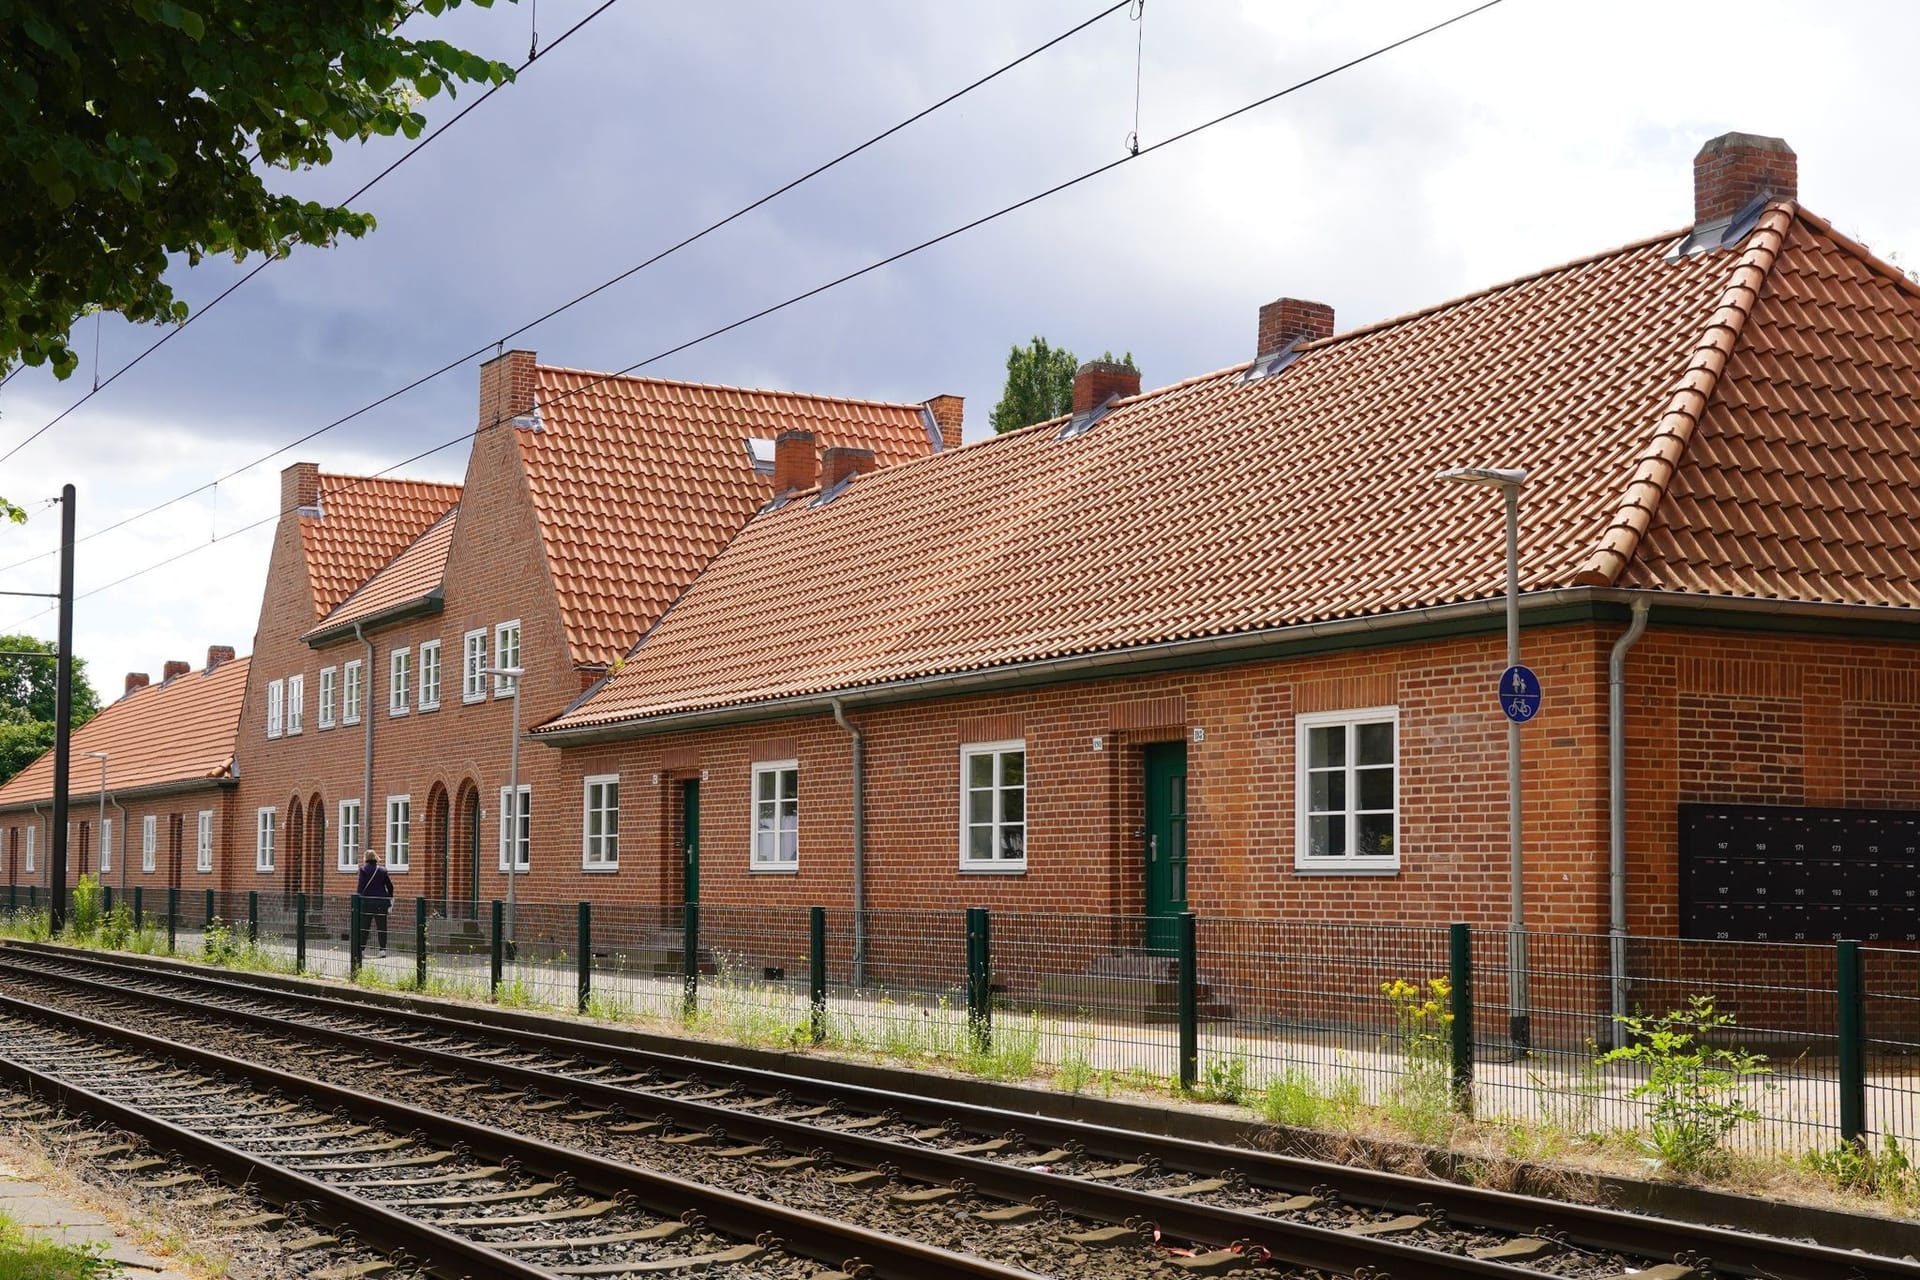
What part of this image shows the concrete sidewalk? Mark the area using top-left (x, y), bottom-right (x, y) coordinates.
top-left (0, 1144), bottom-right (202, 1279)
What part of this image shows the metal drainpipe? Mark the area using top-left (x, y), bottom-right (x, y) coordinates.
top-left (356, 623), bottom-right (375, 868)
top-left (29, 804), bottom-right (45, 887)
top-left (829, 699), bottom-right (867, 987)
top-left (1608, 598), bottom-right (1652, 1042)
top-left (110, 796), bottom-right (128, 896)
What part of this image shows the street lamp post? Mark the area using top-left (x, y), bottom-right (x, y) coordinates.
top-left (482, 665), bottom-right (525, 953)
top-left (81, 751), bottom-right (107, 892)
top-left (1437, 465), bottom-right (1531, 1052)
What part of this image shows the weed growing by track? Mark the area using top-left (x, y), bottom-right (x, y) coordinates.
top-left (0, 1208), bottom-right (115, 1279)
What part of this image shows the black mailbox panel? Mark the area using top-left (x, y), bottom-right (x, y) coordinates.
top-left (1679, 803), bottom-right (1920, 942)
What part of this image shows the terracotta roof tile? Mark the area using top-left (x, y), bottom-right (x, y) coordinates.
top-left (300, 474), bottom-right (462, 618)
top-left (305, 508), bottom-right (459, 638)
top-left (0, 658), bottom-right (251, 808)
top-left (543, 204), bottom-right (1920, 734)
top-left (519, 366), bottom-right (936, 667)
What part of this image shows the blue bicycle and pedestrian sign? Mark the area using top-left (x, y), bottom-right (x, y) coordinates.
top-left (1500, 664), bottom-right (1542, 723)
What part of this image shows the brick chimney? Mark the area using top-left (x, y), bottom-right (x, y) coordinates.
top-left (1694, 132), bottom-right (1796, 224)
top-left (821, 446), bottom-right (877, 489)
top-left (280, 462), bottom-right (320, 514)
top-left (479, 349), bottom-right (538, 427)
top-left (1071, 361), bottom-right (1141, 416)
top-left (124, 672), bottom-right (150, 696)
top-left (773, 429), bottom-right (817, 493)
top-left (1257, 298), bottom-right (1335, 357)
top-left (162, 660), bottom-right (190, 682)
top-left (924, 394), bottom-right (964, 451)
top-left (206, 645), bottom-right (235, 672)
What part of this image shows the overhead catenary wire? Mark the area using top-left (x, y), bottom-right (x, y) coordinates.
top-left (1, 0), bottom-right (1508, 629)
top-left (0, 0), bottom-right (1136, 577)
top-left (0, 0), bottom-right (625, 467)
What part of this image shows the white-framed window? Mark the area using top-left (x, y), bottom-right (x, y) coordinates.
top-left (337, 798), bottom-right (362, 871)
top-left (498, 784), bottom-right (531, 872)
top-left (960, 740), bottom-right (1026, 872)
top-left (386, 795), bottom-right (411, 872)
top-left (493, 620), bottom-right (521, 696)
top-left (196, 811), bottom-right (213, 873)
top-left (462, 629), bottom-right (487, 702)
top-left (342, 660), bottom-right (363, 725)
top-left (256, 807), bottom-right (276, 873)
top-left (100, 817), bottom-right (112, 873)
top-left (266, 678), bottom-right (284, 738)
top-left (24, 825), bottom-right (34, 873)
top-left (389, 647), bottom-right (411, 717)
top-left (287, 673), bottom-right (305, 735)
top-left (1296, 706), bottom-right (1400, 873)
top-left (582, 774), bottom-right (619, 871)
top-left (419, 640), bottom-right (442, 711)
top-left (751, 761), bottom-right (798, 871)
top-left (318, 666), bottom-right (337, 729)
top-left (142, 814), bottom-right (157, 873)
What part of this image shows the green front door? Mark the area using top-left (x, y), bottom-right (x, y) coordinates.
top-left (1144, 742), bottom-right (1189, 952)
top-left (680, 780), bottom-right (701, 905)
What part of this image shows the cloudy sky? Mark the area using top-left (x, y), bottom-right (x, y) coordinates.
top-left (3, 0), bottom-right (1917, 695)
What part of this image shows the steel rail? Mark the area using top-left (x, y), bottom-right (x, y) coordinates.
top-left (0, 987), bottom-right (1036, 1280)
top-left (14, 946), bottom-right (1920, 1280)
top-left (0, 959), bottom-right (1541, 1277)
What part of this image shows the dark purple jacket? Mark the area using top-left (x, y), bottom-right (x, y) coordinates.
top-left (356, 860), bottom-right (394, 911)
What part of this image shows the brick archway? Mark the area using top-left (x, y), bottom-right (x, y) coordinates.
top-left (305, 793), bottom-right (326, 900)
top-left (284, 797), bottom-right (305, 900)
top-left (452, 779), bottom-right (480, 921)
top-left (424, 783), bottom-right (450, 914)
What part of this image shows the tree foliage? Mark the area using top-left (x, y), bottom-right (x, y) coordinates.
top-left (0, 634), bottom-right (101, 785)
top-left (990, 337), bottom-right (1136, 434)
top-left (0, 0), bottom-right (516, 382)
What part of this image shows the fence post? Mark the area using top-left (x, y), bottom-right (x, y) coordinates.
top-left (490, 899), bottom-right (504, 996)
top-left (349, 894), bottom-right (363, 976)
top-left (166, 887), bottom-right (177, 954)
top-left (1177, 911), bottom-right (1198, 1091)
top-left (809, 906), bottom-right (827, 1045)
top-left (204, 888), bottom-right (215, 932)
top-left (1837, 939), bottom-right (1866, 1145)
top-left (1449, 922), bottom-right (1475, 1115)
top-left (295, 893), bottom-right (307, 974)
top-left (103, 884), bottom-right (113, 916)
top-left (247, 891), bottom-right (258, 946)
top-left (415, 896), bottom-right (428, 989)
top-left (681, 902), bottom-right (700, 1020)
top-left (132, 886), bottom-right (143, 929)
top-left (7, 883), bottom-right (14, 912)
top-left (965, 906), bottom-right (992, 1053)
top-left (577, 901), bottom-right (591, 1013)
top-left (27, 885), bottom-right (35, 912)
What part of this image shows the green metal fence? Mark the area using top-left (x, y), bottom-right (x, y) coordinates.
top-left (11, 888), bottom-right (1917, 1159)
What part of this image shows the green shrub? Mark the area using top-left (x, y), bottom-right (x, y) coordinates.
top-left (1805, 1135), bottom-right (1917, 1200)
top-left (66, 874), bottom-right (103, 939)
top-left (1598, 995), bottom-right (1769, 1175)
top-left (99, 903), bottom-right (133, 950)
top-left (1194, 1052), bottom-right (1249, 1104)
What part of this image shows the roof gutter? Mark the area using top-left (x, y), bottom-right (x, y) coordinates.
top-left (305, 588), bottom-right (443, 650)
top-left (1, 774), bottom-right (238, 818)
top-left (536, 587), bottom-right (1920, 746)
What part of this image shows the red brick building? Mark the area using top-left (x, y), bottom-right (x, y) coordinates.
top-left (235, 352), bottom-right (954, 912)
top-left (1, 650), bottom-right (249, 898)
top-left (533, 133), bottom-right (1920, 959)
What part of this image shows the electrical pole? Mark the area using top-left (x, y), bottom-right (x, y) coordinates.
top-left (50, 484), bottom-right (75, 934)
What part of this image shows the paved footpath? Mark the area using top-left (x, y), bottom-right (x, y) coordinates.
top-left (0, 1143), bottom-right (203, 1278)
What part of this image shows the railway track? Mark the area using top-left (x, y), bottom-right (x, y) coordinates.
top-left (1, 943), bottom-right (1913, 1280)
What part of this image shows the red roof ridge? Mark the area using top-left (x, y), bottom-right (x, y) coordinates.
top-left (1573, 204), bottom-right (1796, 587)
top-left (1790, 204), bottom-right (1920, 307)
top-left (535, 363), bottom-right (928, 413)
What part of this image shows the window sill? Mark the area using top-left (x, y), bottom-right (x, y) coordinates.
top-left (581, 863), bottom-right (620, 874)
top-left (419, 702), bottom-right (440, 714)
top-left (255, 866), bottom-right (275, 875)
top-left (462, 693), bottom-right (486, 705)
top-left (750, 864), bottom-right (799, 875)
top-left (390, 709), bottom-right (409, 719)
top-left (958, 863), bottom-right (1028, 875)
top-left (342, 718), bottom-right (362, 728)
top-left (1293, 861), bottom-right (1400, 877)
